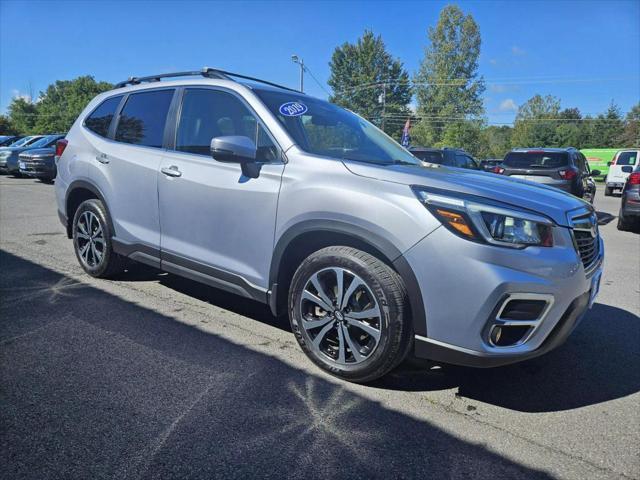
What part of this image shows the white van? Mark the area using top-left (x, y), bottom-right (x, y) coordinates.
top-left (605, 150), bottom-right (640, 195)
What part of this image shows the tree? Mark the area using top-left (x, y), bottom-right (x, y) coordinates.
top-left (511, 95), bottom-right (561, 147)
top-left (8, 97), bottom-right (38, 134)
top-left (477, 125), bottom-right (512, 159)
top-left (554, 107), bottom-right (582, 147)
top-left (413, 4), bottom-right (485, 148)
top-left (589, 102), bottom-right (624, 148)
top-left (328, 30), bottom-right (412, 138)
top-left (34, 76), bottom-right (112, 133)
top-left (618, 103), bottom-right (639, 147)
top-left (0, 115), bottom-right (17, 135)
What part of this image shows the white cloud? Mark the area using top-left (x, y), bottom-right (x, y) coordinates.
top-left (489, 84), bottom-right (508, 93)
top-left (511, 45), bottom-right (526, 56)
top-left (499, 98), bottom-right (518, 112)
top-left (489, 58), bottom-right (498, 65)
top-left (11, 89), bottom-right (32, 102)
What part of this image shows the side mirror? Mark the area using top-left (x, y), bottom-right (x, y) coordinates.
top-left (590, 169), bottom-right (601, 176)
top-left (210, 136), bottom-right (259, 178)
top-left (621, 166), bottom-right (633, 173)
top-left (607, 161), bottom-right (612, 166)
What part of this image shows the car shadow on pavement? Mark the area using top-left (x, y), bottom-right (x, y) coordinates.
top-left (108, 261), bottom-right (640, 414)
top-left (0, 250), bottom-right (553, 480)
top-left (376, 303), bottom-right (640, 412)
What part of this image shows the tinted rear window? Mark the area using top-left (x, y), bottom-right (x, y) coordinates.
top-left (412, 151), bottom-right (444, 163)
top-left (616, 152), bottom-right (638, 166)
top-left (115, 89), bottom-right (174, 148)
top-left (85, 96), bottom-right (122, 138)
top-left (503, 152), bottom-right (569, 169)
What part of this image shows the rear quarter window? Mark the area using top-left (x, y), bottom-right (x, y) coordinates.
top-left (85, 96), bottom-right (123, 138)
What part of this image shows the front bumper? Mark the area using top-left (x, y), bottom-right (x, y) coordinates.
top-left (405, 225), bottom-right (604, 367)
top-left (19, 157), bottom-right (55, 178)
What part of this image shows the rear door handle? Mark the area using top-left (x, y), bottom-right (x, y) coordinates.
top-left (96, 153), bottom-right (109, 164)
top-left (161, 165), bottom-right (182, 177)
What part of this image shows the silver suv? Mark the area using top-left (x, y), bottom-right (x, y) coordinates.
top-left (55, 68), bottom-right (604, 382)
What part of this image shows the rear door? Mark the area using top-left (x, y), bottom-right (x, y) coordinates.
top-left (158, 87), bottom-right (285, 293)
top-left (608, 151), bottom-right (639, 185)
top-left (91, 88), bottom-right (175, 252)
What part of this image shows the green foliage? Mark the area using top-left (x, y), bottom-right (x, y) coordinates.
top-left (328, 29), bottom-right (412, 138)
top-left (511, 95), bottom-right (561, 147)
top-left (0, 115), bottom-right (17, 135)
top-left (477, 125), bottom-right (513, 159)
top-left (33, 76), bottom-right (113, 133)
top-left (8, 97), bottom-right (38, 134)
top-left (618, 103), bottom-right (639, 147)
top-left (413, 4), bottom-right (485, 148)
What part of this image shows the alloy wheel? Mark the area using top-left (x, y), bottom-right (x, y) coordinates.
top-left (75, 211), bottom-right (105, 269)
top-left (298, 267), bottom-right (382, 366)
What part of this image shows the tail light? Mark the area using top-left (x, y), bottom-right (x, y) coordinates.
top-left (628, 172), bottom-right (640, 185)
top-left (492, 166), bottom-right (505, 174)
top-left (559, 168), bottom-right (577, 180)
top-left (55, 139), bottom-right (68, 157)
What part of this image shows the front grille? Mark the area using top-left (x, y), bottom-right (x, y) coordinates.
top-left (569, 208), bottom-right (601, 276)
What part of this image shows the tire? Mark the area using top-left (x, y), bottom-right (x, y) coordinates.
top-left (604, 186), bottom-right (613, 196)
top-left (617, 209), bottom-right (638, 232)
top-left (72, 199), bottom-right (126, 278)
top-left (288, 246), bottom-right (412, 383)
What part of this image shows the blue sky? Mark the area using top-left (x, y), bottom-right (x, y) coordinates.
top-left (1, 0), bottom-right (638, 123)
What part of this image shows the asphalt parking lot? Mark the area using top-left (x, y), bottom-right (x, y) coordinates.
top-left (1, 175), bottom-right (638, 480)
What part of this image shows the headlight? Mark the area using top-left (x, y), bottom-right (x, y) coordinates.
top-left (412, 187), bottom-right (554, 248)
top-left (0, 151), bottom-right (10, 159)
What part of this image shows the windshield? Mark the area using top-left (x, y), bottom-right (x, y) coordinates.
top-left (615, 152), bottom-right (638, 166)
top-left (503, 152), bottom-right (569, 169)
top-left (253, 89), bottom-right (420, 166)
top-left (10, 136), bottom-right (35, 147)
top-left (29, 136), bottom-right (56, 148)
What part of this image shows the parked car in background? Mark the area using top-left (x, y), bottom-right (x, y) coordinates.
top-left (617, 164), bottom-right (640, 232)
top-left (605, 150), bottom-right (639, 196)
top-left (0, 135), bottom-right (25, 146)
top-left (0, 134), bottom-right (64, 175)
top-left (480, 158), bottom-right (502, 172)
top-left (409, 147), bottom-right (480, 170)
top-left (55, 68), bottom-right (603, 383)
top-left (493, 148), bottom-right (599, 203)
top-left (19, 145), bottom-right (58, 182)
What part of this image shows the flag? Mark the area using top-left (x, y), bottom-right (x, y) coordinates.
top-left (401, 118), bottom-right (411, 148)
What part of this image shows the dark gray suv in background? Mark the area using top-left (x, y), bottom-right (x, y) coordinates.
top-left (493, 148), bottom-right (599, 203)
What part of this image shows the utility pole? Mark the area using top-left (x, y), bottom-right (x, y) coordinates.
top-left (379, 82), bottom-right (386, 132)
top-left (291, 55), bottom-right (304, 93)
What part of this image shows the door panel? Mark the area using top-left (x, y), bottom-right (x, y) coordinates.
top-left (158, 87), bottom-right (284, 290)
top-left (158, 153), bottom-right (284, 289)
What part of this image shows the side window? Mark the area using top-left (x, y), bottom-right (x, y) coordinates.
top-left (176, 89), bottom-right (279, 162)
top-left (115, 90), bottom-right (174, 148)
top-left (85, 96), bottom-right (122, 138)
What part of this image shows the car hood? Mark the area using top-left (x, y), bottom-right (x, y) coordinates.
top-left (19, 147), bottom-right (54, 157)
top-left (343, 161), bottom-right (590, 227)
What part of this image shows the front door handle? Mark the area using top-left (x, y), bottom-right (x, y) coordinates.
top-left (161, 165), bottom-right (182, 177)
top-left (96, 153), bottom-right (109, 164)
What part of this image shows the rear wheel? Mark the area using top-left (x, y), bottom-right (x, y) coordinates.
top-left (72, 199), bottom-right (126, 278)
top-left (604, 186), bottom-right (613, 196)
top-left (617, 207), bottom-right (639, 232)
top-left (288, 246), bottom-right (412, 383)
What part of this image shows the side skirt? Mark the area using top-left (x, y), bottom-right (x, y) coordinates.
top-left (112, 238), bottom-right (268, 303)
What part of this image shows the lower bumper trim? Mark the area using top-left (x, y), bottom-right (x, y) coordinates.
top-left (414, 290), bottom-right (590, 368)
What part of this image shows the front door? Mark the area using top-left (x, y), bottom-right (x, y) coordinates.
top-left (158, 88), bottom-right (284, 295)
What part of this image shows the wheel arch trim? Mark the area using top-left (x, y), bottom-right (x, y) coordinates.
top-left (269, 219), bottom-right (427, 336)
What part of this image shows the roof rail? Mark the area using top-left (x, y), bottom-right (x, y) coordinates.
top-left (114, 67), bottom-right (300, 93)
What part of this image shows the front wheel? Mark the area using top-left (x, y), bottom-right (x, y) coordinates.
top-left (288, 246), bottom-right (412, 383)
top-left (72, 199), bottom-right (126, 278)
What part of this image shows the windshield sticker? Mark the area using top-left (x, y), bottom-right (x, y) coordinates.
top-left (279, 102), bottom-right (308, 117)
